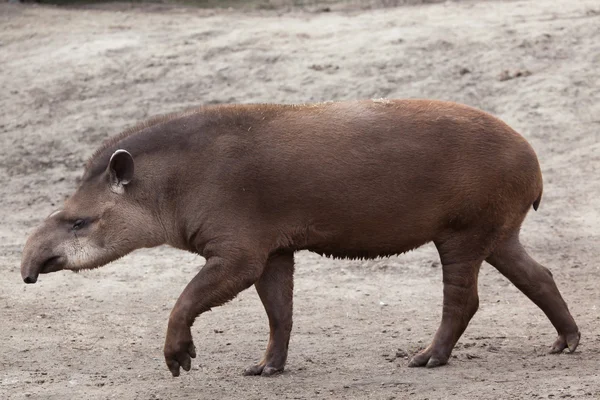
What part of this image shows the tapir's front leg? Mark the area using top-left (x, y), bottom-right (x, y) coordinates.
top-left (244, 251), bottom-right (295, 376)
top-left (164, 252), bottom-right (265, 377)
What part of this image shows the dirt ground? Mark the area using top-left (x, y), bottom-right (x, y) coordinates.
top-left (1, 0), bottom-right (599, 399)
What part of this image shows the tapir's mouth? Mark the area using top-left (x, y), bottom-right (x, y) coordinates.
top-left (40, 255), bottom-right (65, 274)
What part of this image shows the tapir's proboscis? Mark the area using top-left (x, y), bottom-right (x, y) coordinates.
top-left (21, 99), bottom-right (580, 377)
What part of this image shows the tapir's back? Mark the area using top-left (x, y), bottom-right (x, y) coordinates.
top-left (215, 100), bottom-right (542, 255)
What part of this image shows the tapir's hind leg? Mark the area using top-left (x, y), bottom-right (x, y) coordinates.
top-left (409, 232), bottom-right (488, 368)
top-left (486, 235), bottom-right (580, 353)
top-left (244, 251), bottom-right (294, 377)
top-left (408, 259), bottom-right (483, 368)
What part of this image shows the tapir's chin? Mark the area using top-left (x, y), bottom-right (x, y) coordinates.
top-left (22, 255), bottom-right (66, 284)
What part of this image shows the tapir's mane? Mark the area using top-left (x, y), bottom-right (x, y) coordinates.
top-left (82, 101), bottom-right (342, 180)
top-left (83, 102), bottom-right (316, 178)
top-left (84, 107), bottom-right (206, 172)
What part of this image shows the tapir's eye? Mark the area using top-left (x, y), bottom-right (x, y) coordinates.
top-left (72, 219), bottom-right (87, 231)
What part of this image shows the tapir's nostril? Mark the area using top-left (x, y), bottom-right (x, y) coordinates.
top-left (23, 276), bottom-right (37, 284)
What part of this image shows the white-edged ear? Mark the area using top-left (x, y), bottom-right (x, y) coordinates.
top-left (47, 209), bottom-right (64, 219)
top-left (107, 149), bottom-right (134, 193)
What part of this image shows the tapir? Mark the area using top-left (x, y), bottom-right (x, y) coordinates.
top-left (20, 99), bottom-right (580, 377)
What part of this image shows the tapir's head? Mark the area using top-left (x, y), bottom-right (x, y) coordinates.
top-left (21, 149), bottom-right (165, 284)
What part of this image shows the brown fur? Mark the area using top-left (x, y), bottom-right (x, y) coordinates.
top-left (21, 99), bottom-right (579, 378)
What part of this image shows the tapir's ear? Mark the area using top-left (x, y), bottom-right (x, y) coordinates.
top-left (107, 149), bottom-right (134, 192)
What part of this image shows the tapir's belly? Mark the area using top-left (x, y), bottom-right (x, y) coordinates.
top-left (294, 198), bottom-right (444, 259)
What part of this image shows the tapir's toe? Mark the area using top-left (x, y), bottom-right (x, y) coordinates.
top-left (261, 366), bottom-right (284, 376)
top-left (243, 362), bottom-right (284, 377)
top-left (408, 352), bottom-right (430, 367)
top-left (244, 363), bottom-right (265, 376)
top-left (425, 357), bottom-right (446, 368)
top-left (408, 346), bottom-right (450, 368)
top-left (550, 331), bottom-right (580, 354)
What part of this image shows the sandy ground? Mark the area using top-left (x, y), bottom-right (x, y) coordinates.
top-left (1, 0), bottom-right (599, 399)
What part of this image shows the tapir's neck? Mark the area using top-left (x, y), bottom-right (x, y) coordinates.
top-left (130, 156), bottom-right (210, 254)
top-left (87, 106), bottom-right (277, 254)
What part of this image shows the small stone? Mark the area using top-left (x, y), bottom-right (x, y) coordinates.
top-left (396, 349), bottom-right (408, 358)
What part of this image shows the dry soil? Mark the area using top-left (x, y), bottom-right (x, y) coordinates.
top-left (1, 0), bottom-right (599, 399)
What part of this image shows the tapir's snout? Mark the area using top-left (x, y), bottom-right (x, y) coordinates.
top-left (21, 224), bottom-right (66, 284)
top-left (21, 254), bottom-right (66, 283)
top-left (21, 255), bottom-right (42, 284)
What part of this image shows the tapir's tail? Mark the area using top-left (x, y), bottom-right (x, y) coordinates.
top-left (533, 188), bottom-right (542, 211)
top-left (531, 151), bottom-right (543, 211)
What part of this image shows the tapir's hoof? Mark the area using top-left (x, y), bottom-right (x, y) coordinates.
top-left (550, 331), bottom-right (580, 354)
top-left (243, 363), bottom-right (264, 376)
top-left (408, 348), bottom-right (449, 368)
top-left (261, 366), bottom-right (284, 376)
top-left (243, 363), bottom-right (284, 377)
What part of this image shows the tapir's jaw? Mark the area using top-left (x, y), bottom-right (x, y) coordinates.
top-left (39, 255), bottom-right (66, 274)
